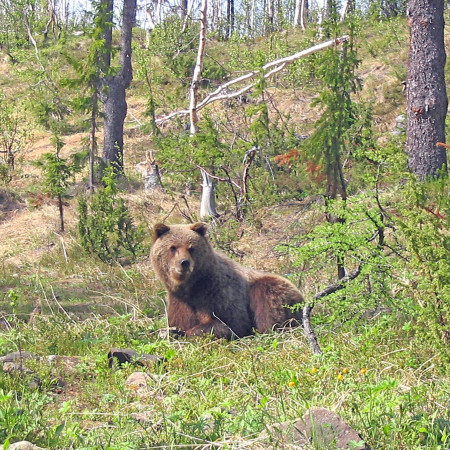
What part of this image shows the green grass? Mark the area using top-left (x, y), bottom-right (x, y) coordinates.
top-left (1, 305), bottom-right (449, 448)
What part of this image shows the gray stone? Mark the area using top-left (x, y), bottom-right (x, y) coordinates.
top-left (0, 352), bottom-right (39, 363)
top-left (0, 441), bottom-right (44, 450)
top-left (125, 371), bottom-right (152, 390)
top-left (47, 355), bottom-right (81, 375)
top-left (300, 407), bottom-right (369, 449)
top-left (260, 407), bottom-right (369, 449)
top-left (2, 362), bottom-right (34, 374)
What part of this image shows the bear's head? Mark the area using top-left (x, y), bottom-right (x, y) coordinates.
top-left (150, 222), bottom-right (212, 291)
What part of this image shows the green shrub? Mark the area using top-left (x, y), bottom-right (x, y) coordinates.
top-left (78, 167), bottom-right (146, 264)
top-left (397, 174), bottom-right (450, 364)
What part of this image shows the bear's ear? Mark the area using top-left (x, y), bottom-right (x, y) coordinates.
top-left (190, 222), bottom-right (208, 236)
top-left (153, 223), bottom-right (170, 241)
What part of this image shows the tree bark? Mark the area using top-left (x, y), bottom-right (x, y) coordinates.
top-left (406, 0), bottom-right (447, 179)
top-left (89, 90), bottom-right (98, 191)
top-left (102, 0), bottom-right (137, 173)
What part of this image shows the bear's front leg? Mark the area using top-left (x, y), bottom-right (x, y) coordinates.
top-left (185, 312), bottom-right (234, 339)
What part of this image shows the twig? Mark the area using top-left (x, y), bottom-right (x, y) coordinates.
top-left (60, 235), bottom-right (68, 264)
top-left (303, 265), bottom-right (362, 355)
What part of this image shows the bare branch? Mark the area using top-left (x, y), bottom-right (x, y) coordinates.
top-left (313, 265), bottom-right (362, 301)
top-left (303, 265), bottom-right (362, 355)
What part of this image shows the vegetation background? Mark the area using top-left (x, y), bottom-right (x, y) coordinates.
top-left (0, 0), bottom-right (449, 447)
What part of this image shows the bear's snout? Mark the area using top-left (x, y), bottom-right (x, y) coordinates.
top-left (172, 252), bottom-right (194, 281)
top-left (180, 259), bottom-right (191, 271)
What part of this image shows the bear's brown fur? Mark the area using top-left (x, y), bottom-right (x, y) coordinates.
top-left (150, 222), bottom-right (304, 339)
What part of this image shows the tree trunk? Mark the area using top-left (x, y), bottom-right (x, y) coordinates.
top-left (294, 0), bottom-right (308, 29)
top-left (89, 90), bottom-right (98, 191)
top-left (58, 194), bottom-right (64, 232)
top-left (406, 0), bottom-right (447, 179)
top-left (181, 0), bottom-right (188, 17)
top-left (226, 0), bottom-right (234, 38)
top-left (200, 169), bottom-right (219, 219)
top-left (189, 0), bottom-right (207, 136)
top-left (189, 0), bottom-right (218, 219)
top-left (102, 0), bottom-right (137, 173)
top-left (266, 0), bottom-right (274, 34)
top-left (136, 151), bottom-right (164, 191)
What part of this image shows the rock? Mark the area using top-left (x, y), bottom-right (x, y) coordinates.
top-left (28, 375), bottom-right (42, 390)
top-left (0, 441), bottom-right (44, 449)
top-left (1, 360), bottom-right (41, 389)
top-left (125, 371), bottom-right (152, 391)
top-left (260, 407), bottom-right (369, 449)
top-left (260, 418), bottom-right (309, 447)
top-left (0, 351), bottom-right (39, 363)
top-left (2, 362), bottom-right (34, 374)
top-left (301, 407), bottom-right (368, 449)
top-left (108, 348), bottom-right (163, 369)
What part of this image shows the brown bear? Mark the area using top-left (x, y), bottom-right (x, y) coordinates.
top-left (150, 222), bottom-right (304, 339)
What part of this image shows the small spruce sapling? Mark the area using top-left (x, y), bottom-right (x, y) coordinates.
top-left (34, 135), bottom-right (79, 232)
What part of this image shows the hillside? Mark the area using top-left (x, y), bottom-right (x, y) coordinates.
top-left (0, 13), bottom-right (449, 450)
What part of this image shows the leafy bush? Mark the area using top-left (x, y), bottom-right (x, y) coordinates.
top-left (78, 167), bottom-right (146, 264)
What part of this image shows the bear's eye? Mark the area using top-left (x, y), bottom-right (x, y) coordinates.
top-left (188, 247), bottom-right (195, 254)
top-left (170, 245), bottom-right (177, 254)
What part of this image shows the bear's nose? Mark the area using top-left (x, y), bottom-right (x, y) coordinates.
top-left (180, 259), bottom-right (191, 270)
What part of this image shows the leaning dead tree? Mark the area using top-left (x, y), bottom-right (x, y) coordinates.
top-left (188, 0), bottom-right (219, 220)
top-left (155, 35), bottom-right (349, 125)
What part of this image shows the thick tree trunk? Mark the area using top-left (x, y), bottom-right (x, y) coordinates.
top-left (406, 0), bottom-right (447, 179)
top-left (102, 0), bottom-right (136, 173)
top-left (89, 91), bottom-right (98, 191)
